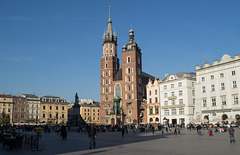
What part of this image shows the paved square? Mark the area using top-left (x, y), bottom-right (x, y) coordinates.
top-left (1, 128), bottom-right (239, 155)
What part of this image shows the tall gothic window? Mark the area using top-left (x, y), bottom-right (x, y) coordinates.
top-left (115, 83), bottom-right (122, 97)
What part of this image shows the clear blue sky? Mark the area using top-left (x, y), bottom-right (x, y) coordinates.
top-left (1, 0), bottom-right (240, 102)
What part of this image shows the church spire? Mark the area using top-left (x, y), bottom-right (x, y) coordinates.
top-left (103, 6), bottom-right (117, 43)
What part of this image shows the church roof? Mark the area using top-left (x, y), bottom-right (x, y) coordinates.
top-left (142, 72), bottom-right (155, 85)
top-left (114, 69), bottom-right (122, 81)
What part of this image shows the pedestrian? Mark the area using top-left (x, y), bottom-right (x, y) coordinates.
top-left (177, 125), bottom-right (180, 135)
top-left (121, 126), bottom-right (125, 138)
top-left (60, 125), bottom-right (67, 140)
top-left (133, 125), bottom-right (136, 134)
top-left (125, 126), bottom-right (128, 135)
top-left (228, 125), bottom-right (235, 143)
top-left (196, 124), bottom-right (202, 136)
top-left (152, 126), bottom-right (155, 134)
top-left (88, 124), bottom-right (98, 149)
top-left (165, 125), bottom-right (168, 132)
top-left (174, 125), bottom-right (177, 135)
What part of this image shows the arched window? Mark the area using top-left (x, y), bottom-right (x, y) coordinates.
top-left (128, 76), bottom-right (131, 82)
top-left (128, 68), bottom-right (131, 74)
top-left (127, 56), bottom-right (131, 63)
top-left (105, 64), bottom-right (108, 69)
top-left (114, 83), bottom-right (122, 97)
top-left (105, 79), bottom-right (108, 85)
top-left (150, 118), bottom-right (153, 122)
top-left (155, 118), bottom-right (159, 122)
top-left (106, 87), bottom-right (108, 93)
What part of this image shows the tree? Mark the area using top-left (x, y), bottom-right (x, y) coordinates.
top-left (0, 112), bottom-right (10, 125)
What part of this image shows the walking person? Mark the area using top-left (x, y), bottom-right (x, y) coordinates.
top-left (121, 126), bottom-right (125, 138)
top-left (228, 125), bottom-right (235, 143)
top-left (152, 126), bottom-right (155, 134)
top-left (177, 125), bottom-right (180, 135)
top-left (88, 124), bottom-right (98, 149)
top-left (196, 124), bottom-right (202, 136)
top-left (174, 125), bottom-right (177, 135)
top-left (60, 125), bottom-right (67, 140)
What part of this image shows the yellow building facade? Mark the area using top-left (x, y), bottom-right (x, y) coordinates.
top-left (0, 94), bottom-right (13, 123)
top-left (40, 96), bottom-right (68, 124)
top-left (80, 102), bottom-right (100, 124)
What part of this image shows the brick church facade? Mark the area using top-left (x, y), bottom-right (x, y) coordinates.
top-left (100, 11), bottom-right (154, 125)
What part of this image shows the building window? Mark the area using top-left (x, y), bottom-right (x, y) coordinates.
top-left (193, 98), bottom-right (195, 105)
top-left (155, 106), bottom-right (159, 114)
top-left (149, 98), bottom-right (152, 103)
top-left (164, 110), bottom-right (169, 116)
top-left (149, 108), bottom-right (153, 114)
top-left (202, 86), bottom-right (206, 93)
top-left (21, 108), bottom-right (24, 112)
top-left (192, 90), bottom-right (195, 96)
top-left (128, 68), bottom-right (131, 74)
top-left (233, 95), bottom-right (238, 104)
top-left (221, 96), bottom-right (226, 105)
top-left (128, 95), bottom-right (131, 100)
top-left (179, 99), bottom-right (183, 104)
top-left (232, 71), bottom-right (236, 75)
top-left (233, 81), bottom-right (237, 88)
top-left (62, 114), bottom-right (64, 118)
top-left (220, 73), bottom-right (224, 78)
top-left (172, 109), bottom-right (176, 115)
top-left (164, 93), bottom-right (167, 98)
top-left (211, 85), bottom-right (215, 91)
top-left (212, 98), bottom-right (216, 106)
top-left (192, 82), bottom-right (195, 87)
top-left (171, 92), bottom-right (175, 96)
top-left (179, 90), bottom-right (183, 96)
top-left (43, 105), bottom-right (45, 110)
top-left (155, 90), bottom-right (157, 95)
top-left (164, 101), bottom-right (168, 106)
top-left (164, 85), bottom-right (167, 90)
top-left (43, 113), bottom-right (45, 118)
top-left (172, 100), bottom-right (176, 105)
top-left (211, 75), bottom-right (214, 80)
top-left (62, 106), bottom-right (64, 110)
top-left (155, 97), bottom-right (158, 103)
top-left (203, 99), bottom-right (207, 107)
top-left (127, 56), bottom-right (131, 63)
top-left (105, 64), bottom-right (108, 69)
top-left (149, 91), bottom-right (151, 96)
top-left (128, 76), bottom-right (131, 82)
top-left (179, 108), bottom-right (184, 115)
top-left (56, 106), bottom-right (58, 110)
top-left (49, 114), bottom-right (52, 118)
top-left (178, 82), bottom-right (182, 87)
top-left (171, 84), bottom-right (174, 88)
top-left (202, 77), bottom-right (205, 81)
top-left (221, 83), bottom-right (225, 90)
top-left (106, 79), bottom-right (108, 85)
top-left (50, 106), bottom-right (52, 110)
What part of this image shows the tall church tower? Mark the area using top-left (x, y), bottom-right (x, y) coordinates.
top-left (121, 28), bottom-right (143, 124)
top-left (100, 8), bottom-right (119, 124)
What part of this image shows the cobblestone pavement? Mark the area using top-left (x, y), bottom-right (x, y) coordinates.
top-left (1, 128), bottom-right (240, 155)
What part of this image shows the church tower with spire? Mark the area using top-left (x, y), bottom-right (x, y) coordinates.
top-left (100, 8), bottom-right (155, 125)
top-left (100, 7), bottom-right (120, 124)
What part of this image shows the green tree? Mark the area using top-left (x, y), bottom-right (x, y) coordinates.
top-left (0, 112), bottom-right (10, 125)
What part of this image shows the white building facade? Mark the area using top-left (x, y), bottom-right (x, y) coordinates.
top-left (159, 72), bottom-right (196, 125)
top-left (146, 78), bottom-right (160, 123)
top-left (194, 54), bottom-right (240, 123)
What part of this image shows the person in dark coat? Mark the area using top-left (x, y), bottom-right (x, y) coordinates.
top-left (60, 125), bottom-right (67, 140)
top-left (88, 124), bottom-right (98, 149)
top-left (228, 125), bottom-right (235, 143)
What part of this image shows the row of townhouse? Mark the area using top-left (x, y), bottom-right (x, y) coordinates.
top-left (0, 94), bottom-right (68, 125)
top-left (146, 53), bottom-right (240, 125)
